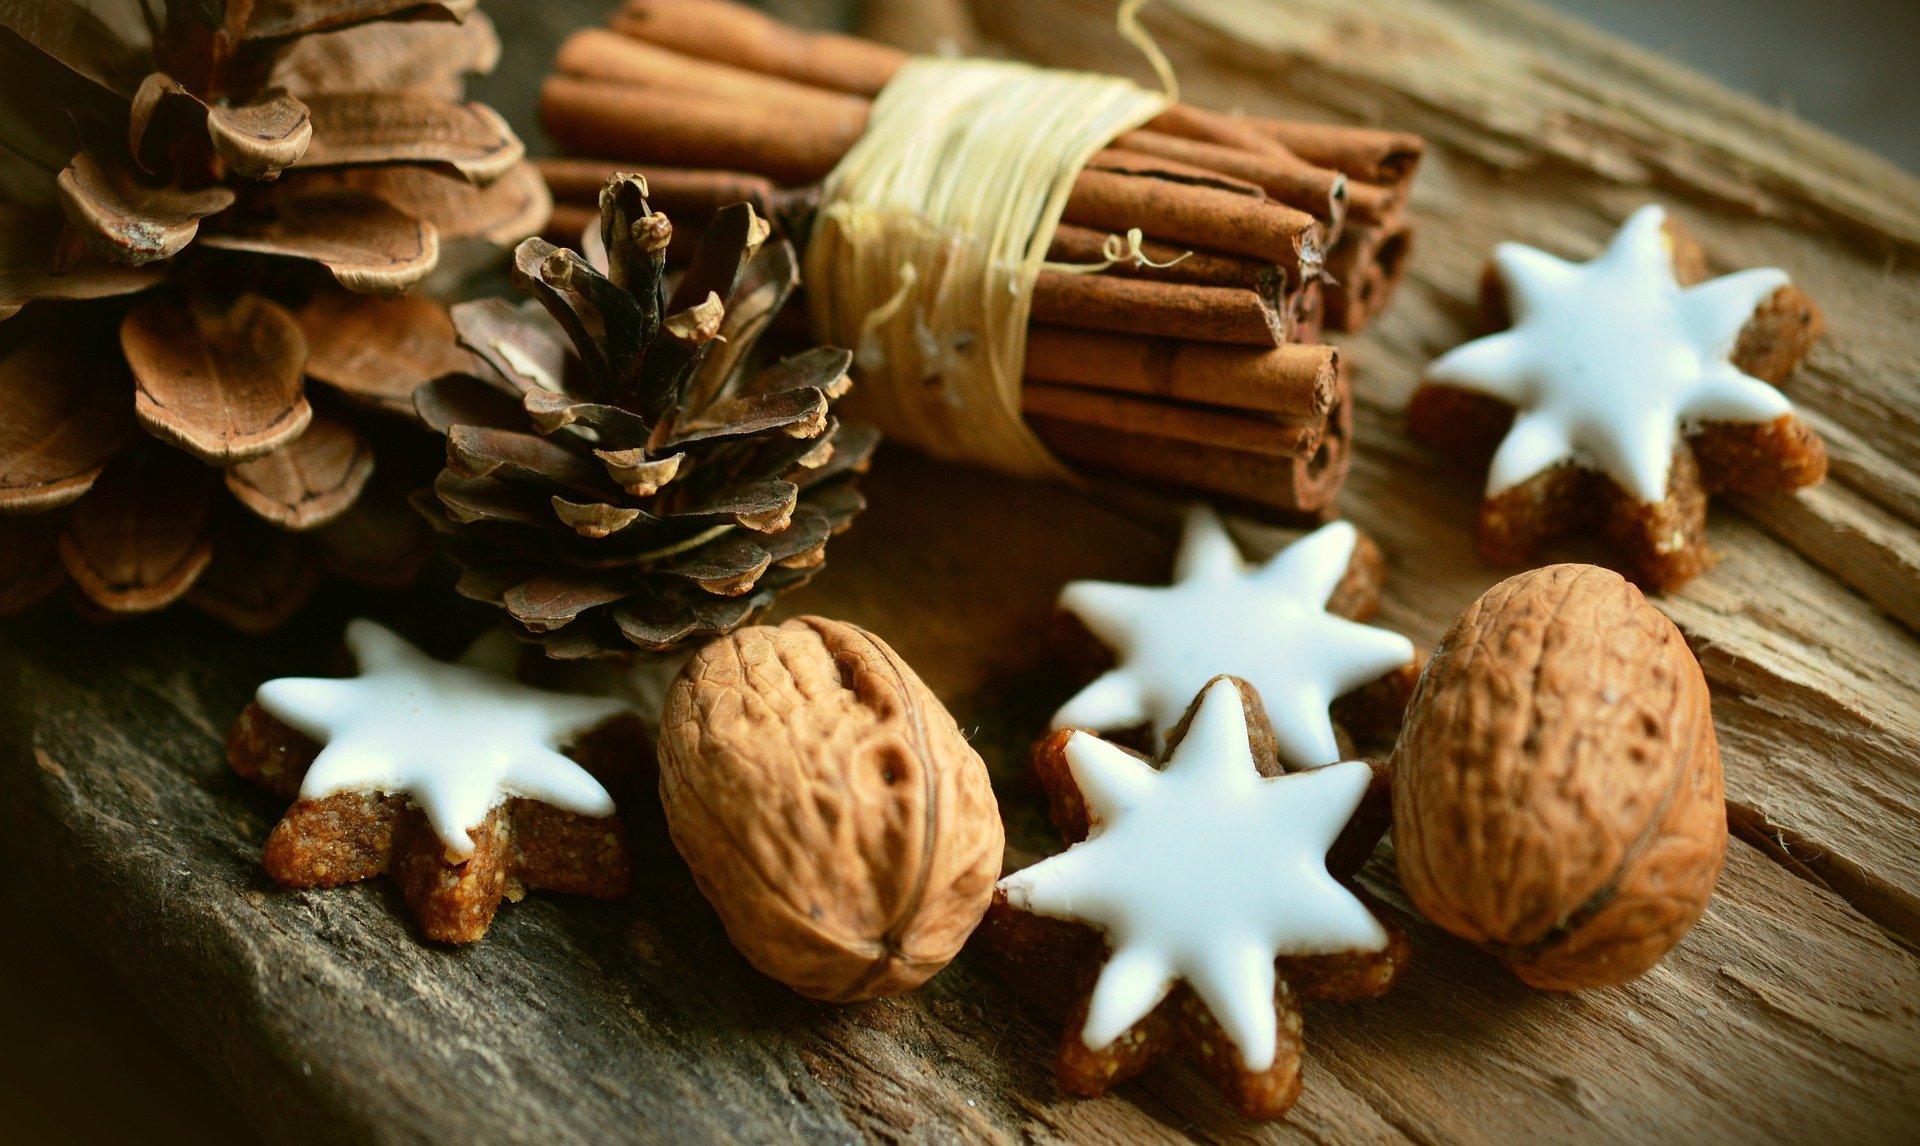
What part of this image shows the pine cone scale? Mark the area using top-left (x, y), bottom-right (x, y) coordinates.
top-left (57, 440), bottom-right (218, 613)
top-left (295, 92), bottom-right (522, 183)
top-left (422, 174), bottom-right (875, 657)
top-left (2, 1), bottom-right (545, 625)
top-left (57, 152), bottom-right (235, 266)
top-left (198, 188), bottom-right (440, 293)
top-left (223, 406), bottom-right (376, 530)
top-left (121, 290), bottom-right (314, 465)
top-left (0, 326), bottom-right (139, 512)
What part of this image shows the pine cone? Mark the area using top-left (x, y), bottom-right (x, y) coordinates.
top-left (0, 1), bottom-right (548, 631)
top-left (413, 175), bottom-right (877, 659)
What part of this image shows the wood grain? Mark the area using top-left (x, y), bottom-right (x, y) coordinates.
top-left (3, 0), bottom-right (1919, 1141)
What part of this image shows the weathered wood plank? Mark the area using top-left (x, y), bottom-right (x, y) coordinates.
top-left (7, 448), bottom-right (1920, 1143)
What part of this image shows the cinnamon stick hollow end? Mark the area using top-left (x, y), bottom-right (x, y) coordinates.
top-left (1323, 217), bottom-right (1415, 333)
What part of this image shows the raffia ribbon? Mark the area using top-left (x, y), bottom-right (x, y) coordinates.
top-left (804, 56), bottom-right (1169, 479)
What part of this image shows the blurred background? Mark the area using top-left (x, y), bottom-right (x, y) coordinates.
top-left (1550, 0), bottom-right (1920, 171)
top-left (2, 1), bottom-right (1914, 1142)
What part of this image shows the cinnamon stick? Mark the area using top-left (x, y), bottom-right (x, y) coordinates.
top-left (543, 201), bottom-right (594, 248)
top-left (612, 0), bottom-right (906, 97)
top-left (1064, 168), bottom-right (1319, 277)
top-left (1027, 393), bottom-right (1349, 519)
top-left (1116, 128), bottom-right (1397, 225)
top-left (1030, 273), bottom-right (1284, 345)
top-left (1145, 103), bottom-right (1288, 155)
top-left (611, 0), bottom-right (1394, 218)
top-left (1289, 278), bottom-right (1326, 345)
top-left (1022, 382), bottom-right (1323, 458)
top-left (1046, 223), bottom-right (1317, 343)
top-left (541, 76), bottom-right (1320, 275)
top-left (1025, 325), bottom-right (1335, 418)
top-left (558, 28), bottom-right (871, 117)
top-left (542, 74), bottom-right (862, 186)
top-left (1044, 223), bottom-right (1272, 292)
top-left (1323, 217), bottom-right (1415, 333)
top-left (1244, 118), bottom-right (1425, 190)
top-left (1085, 148), bottom-right (1269, 200)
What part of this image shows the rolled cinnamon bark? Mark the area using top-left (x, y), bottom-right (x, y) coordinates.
top-left (1046, 226), bottom-right (1321, 346)
top-left (1027, 390), bottom-right (1350, 520)
top-left (1146, 102), bottom-right (1318, 158)
top-left (1022, 382), bottom-right (1324, 458)
top-left (542, 74), bottom-right (861, 185)
top-left (1025, 325), bottom-right (1335, 418)
top-left (1064, 168), bottom-right (1319, 277)
top-left (1117, 128), bottom-right (1397, 226)
top-left (612, 0), bottom-right (906, 97)
top-left (1289, 278), bottom-right (1326, 344)
top-left (541, 76), bottom-right (1319, 274)
top-left (563, 0), bottom-right (1400, 517)
top-left (1031, 273), bottom-right (1285, 345)
top-left (1245, 118), bottom-right (1425, 191)
top-left (1085, 148), bottom-right (1268, 200)
top-left (610, 0), bottom-right (1395, 224)
top-left (556, 27), bottom-right (870, 121)
top-left (543, 201), bottom-right (597, 249)
top-left (1323, 216), bottom-right (1415, 333)
top-left (1044, 224), bottom-right (1273, 292)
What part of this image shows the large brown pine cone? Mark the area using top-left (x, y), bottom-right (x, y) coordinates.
top-left (412, 174), bottom-right (877, 659)
top-left (0, 0), bottom-right (548, 631)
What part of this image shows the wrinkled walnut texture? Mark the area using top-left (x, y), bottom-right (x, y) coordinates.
top-left (657, 616), bottom-right (1004, 1002)
top-left (1393, 564), bottom-right (1726, 989)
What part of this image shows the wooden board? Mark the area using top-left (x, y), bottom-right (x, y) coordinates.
top-left (5, 0), bottom-right (1919, 1140)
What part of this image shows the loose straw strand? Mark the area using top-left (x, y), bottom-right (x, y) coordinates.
top-left (1043, 227), bottom-right (1194, 275)
top-left (1117, 0), bottom-right (1179, 104)
top-left (858, 262), bottom-right (920, 339)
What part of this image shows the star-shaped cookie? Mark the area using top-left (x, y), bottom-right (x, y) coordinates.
top-left (228, 619), bottom-right (638, 943)
top-left (1055, 504), bottom-right (1417, 768)
top-left (1410, 204), bottom-right (1827, 591)
top-left (983, 677), bottom-right (1408, 1119)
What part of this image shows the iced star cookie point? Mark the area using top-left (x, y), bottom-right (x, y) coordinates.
top-left (1002, 680), bottom-right (1389, 1071)
top-left (1428, 205), bottom-right (1802, 505)
top-left (256, 620), bottom-right (627, 858)
top-left (1053, 506), bottom-right (1414, 766)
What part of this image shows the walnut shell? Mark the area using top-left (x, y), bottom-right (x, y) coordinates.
top-left (1392, 565), bottom-right (1726, 989)
top-left (658, 616), bottom-right (1004, 1002)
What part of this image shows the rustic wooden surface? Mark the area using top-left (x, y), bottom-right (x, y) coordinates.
top-left (5, 0), bottom-right (1920, 1141)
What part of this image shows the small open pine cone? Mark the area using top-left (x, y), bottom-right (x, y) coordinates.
top-left (412, 174), bottom-right (877, 659)
top-left (0, 1), bottom-right (549, 630)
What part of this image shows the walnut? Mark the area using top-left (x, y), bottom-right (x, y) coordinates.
top-left (657, 616), bottom-right (1004, 1001)
top-left (1392, 564), bottom-right (1726, 989)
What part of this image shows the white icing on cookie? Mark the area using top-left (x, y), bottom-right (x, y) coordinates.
top-left (1427, 203), bottom-right (1795, 504)
top-left (1054, 505), bottom-right (1414, 767)
top-left (1003, 679), bottom-right (1387, 1071)
top-left (256, 620), bottom-right (629, 860)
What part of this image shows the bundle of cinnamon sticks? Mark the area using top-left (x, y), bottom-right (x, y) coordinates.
top-left (535, 0), bottom-right (1424, 519)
